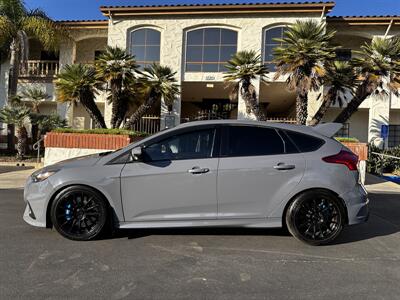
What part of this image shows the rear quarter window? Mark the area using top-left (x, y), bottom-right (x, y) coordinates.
top-left (284, 130), bottom-right (325, 153)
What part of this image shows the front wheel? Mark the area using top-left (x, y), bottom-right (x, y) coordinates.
top-left (286, 190), bottom-right (345, 246)
top-left (50, 186), bottom-right (109, 241)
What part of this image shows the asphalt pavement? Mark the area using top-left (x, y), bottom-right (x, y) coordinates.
top-left (1, 166), bottom-right (400, 299)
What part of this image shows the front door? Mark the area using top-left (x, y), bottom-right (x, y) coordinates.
top-left (217, 125), bottom-right (305, 219)
top-left (121, 127), bottom-right (219, 222)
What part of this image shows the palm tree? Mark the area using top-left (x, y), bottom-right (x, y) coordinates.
top-left (55, 64), bottom-right (107, 129)
top-left (20, 87), bottom-right (50, 113)
top-left (309, 61), bottom-right (357, 126)
top-left (124, 64), bottom-right (179, 130)
top-left (273, 20), bottom-right (337, 125)
top-left (95, 46), bottom-right (138, 128)
top-left (32, 113), bottom-right (67, 137)
top-left (0, 105), bottom-right (30, 159)
top-left (223, 50), bottom-right (268, 121)
top-left (0, 0), bottom-right (68, 98)
top-left (334, 36), bottom-right (400, 124)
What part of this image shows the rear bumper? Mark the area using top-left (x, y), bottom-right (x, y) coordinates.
top-left (341, 184), bottom-right (369, 225)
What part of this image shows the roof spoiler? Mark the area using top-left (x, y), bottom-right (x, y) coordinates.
top-left (312, 123), bottom-right (343, 137)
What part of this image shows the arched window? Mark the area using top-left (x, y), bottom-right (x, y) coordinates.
top-left (129, 28), bottom-right (161, 68)
top-left (185, 28), bottom-right (237, 72)
top-left (264, 26), bottom-right (288, 71)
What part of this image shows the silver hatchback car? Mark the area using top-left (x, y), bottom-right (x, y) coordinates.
top-left (24, 120), bottom-right (369, 245)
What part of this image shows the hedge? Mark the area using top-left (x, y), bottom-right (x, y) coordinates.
top-left (51, 128), bottom-right (149, 137)
top-left (334, 137), bottom-right (359, 143)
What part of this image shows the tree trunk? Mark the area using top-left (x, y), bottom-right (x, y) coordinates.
top-left (8, 39), bottom-right (20, 98)
top-left (124, 91), bottom-right (158, 130)
top-left (80, 90), bottom-right (107, 129)
top-left (296, 91), bottom-right (308, 125)
top-left (110, 79), bottom-right (121, 128)
top-left (241, 80), bottom-right (266, 121)
top-left (308, 90), bottom-right (336, 126)
top-left (115, 99), bottom-right (128, 129)
top-left (333, 80), bottom-right (371, 124)
top-left (7, 124), bottom-right (15, 153)
top-left (7, 40), bottom-right (20, 152)
top-left (16, 126), bottom-right (27, 160)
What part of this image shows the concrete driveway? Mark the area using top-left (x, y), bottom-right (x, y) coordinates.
top-left (1, 167), bottom-right (400, 299)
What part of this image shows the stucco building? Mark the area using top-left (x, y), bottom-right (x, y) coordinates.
top-left (1, 1), bottom-right (400, 146)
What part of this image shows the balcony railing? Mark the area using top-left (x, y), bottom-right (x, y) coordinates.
top-left (19, 60), bottom-right (59, 78)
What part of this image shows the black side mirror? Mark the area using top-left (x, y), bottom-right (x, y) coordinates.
top-left (131, 147), bottom-right (143, 161)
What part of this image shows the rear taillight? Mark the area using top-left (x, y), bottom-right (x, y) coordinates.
top-left (322, 150), bottom-right (359, 171)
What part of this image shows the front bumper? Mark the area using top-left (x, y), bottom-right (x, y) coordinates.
top-left (341, 184), bottom-right (369, 225)
top-left (23, 175), bottom-right (54, 228)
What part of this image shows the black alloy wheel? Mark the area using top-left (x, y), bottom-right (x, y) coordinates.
top-left (286, 190), bottom-right (345, 246)
top-left (51, 186), bottom-right (108, 241)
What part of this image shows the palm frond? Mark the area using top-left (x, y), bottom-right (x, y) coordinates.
top-left (0, 15), bottom-right (15, 48)
top-left (55, 64), bottom-right (97, 104)
top-left (21, 15), bottom-right (69, 50)
top-left (224, 50), bottom-right (268, 83)
top-left (0, 0), bottom-right (27, 23)
top-left (273, 20), bottom-right (337, 92)
top-left (139, 63), bottom-right (180, 106)
top-left (323, 60), bottom-right (357, 107)
top-left (0, 104), bottom-right (30, 128)
top-left (95, 46), bottom-right (138, 86)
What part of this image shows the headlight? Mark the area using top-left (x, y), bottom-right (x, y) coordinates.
top-left (31, 169), bottom-right (60, 183)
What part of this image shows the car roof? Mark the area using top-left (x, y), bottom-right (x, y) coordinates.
top-left (174, 120), bottom-right (324, 137)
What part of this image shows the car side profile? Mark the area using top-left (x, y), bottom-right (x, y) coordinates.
top-left (23, 120), bottom-right (369, 245)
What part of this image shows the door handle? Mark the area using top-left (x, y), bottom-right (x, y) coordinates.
top-left (274, 163), bottom-right (295, 170)
top-left (188, 166), bottom-right (210, 174)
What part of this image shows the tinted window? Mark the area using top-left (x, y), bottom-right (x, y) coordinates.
top-left (143, 129), bottom-right (216, 161)
top-left (129, 28), bottom-right (161, 68)
top-left (284, 130), bottom-right (325, 152)
top-left (264, 26), bottom-right (288, 71)
top-left (222, 126), bottom-right (284, 157)
top-left (185, 28), bottom-right (237, 73)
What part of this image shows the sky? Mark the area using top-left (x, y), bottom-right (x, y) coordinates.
top-left (24, 0), bottom-right (400, 21)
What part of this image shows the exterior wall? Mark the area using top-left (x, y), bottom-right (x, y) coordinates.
top-left (107, 13), bottom-right (321, 126)
top-left (75, 37), bottom-right (108, 63)
top-left (70, 102), bottom-right (105, 129)
top-left (44, 147), bottom-right (108, 166)
top-left (321, 108), bottom-right (369, 142)
top-left (390, 110), bottom-right (400, 124)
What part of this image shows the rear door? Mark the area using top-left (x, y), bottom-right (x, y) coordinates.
top-left (217, 125), bottom-right (305, 219)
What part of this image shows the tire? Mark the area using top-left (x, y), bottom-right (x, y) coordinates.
top-left (286, 190), bottom-right (345, 246)
top-left (50, 186), bottom-right (109, 241)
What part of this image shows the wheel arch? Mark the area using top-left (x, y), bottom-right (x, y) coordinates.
top-left (45, 184), bottom-right (116, 228)
top-left (281, 188), bottom-right (349, 230)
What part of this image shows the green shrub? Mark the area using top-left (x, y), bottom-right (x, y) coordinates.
top-left (367, 144), bottom-right (400, 175)
top-left (334, 137), bottom-right (359, 143)
top-left (51, 128), bottom-right (148, 137)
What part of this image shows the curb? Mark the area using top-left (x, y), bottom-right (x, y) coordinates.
top-left (0, 162), bottom-right (43, 168)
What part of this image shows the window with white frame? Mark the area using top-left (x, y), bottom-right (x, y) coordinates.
top-left (263, 26), bottom-right (288, 71)
top-left (185, 28), bottom-right (238, 73)
top-left (389, 125), bottom-right (400, 147)
top-left (129, 28), bottom-right (161, 68)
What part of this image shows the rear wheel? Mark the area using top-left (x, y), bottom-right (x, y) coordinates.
top-left (286, 190), bottom-right (345, 246)
top-left (50, 186), bottom-right (109, 241)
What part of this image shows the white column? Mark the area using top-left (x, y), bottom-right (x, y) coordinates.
top-left (58, 40), bottom-right (77, 127)
top-left (368, 92), bottom-right (390, 147)
top-left (237, 77), bottom-right (260, 120)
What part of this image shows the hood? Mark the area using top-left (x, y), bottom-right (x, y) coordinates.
top-left (51, 152), bottom-right (111, 169)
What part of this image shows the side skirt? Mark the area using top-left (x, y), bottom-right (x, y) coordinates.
top-left (118, 217), bottom-right (282, 229)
